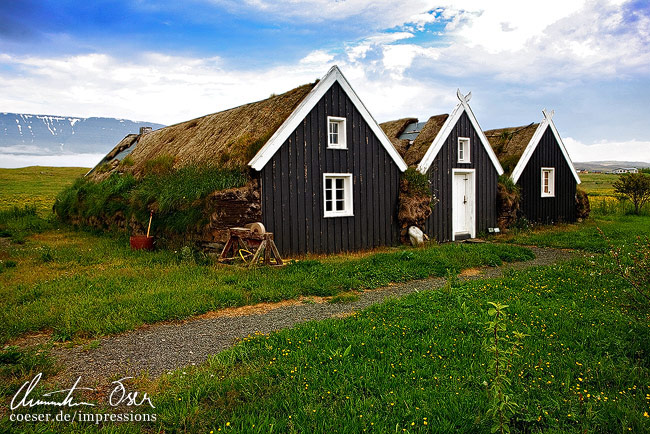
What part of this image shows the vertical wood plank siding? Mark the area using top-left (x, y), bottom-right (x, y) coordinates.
top-left (425, 111), bottom-right (498, 242)
top-left (260, 82), bottom-right (401, 255)
top-left (517, 128), bottom-right (577, 223)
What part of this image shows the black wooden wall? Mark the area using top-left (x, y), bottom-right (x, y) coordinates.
top-left (258, 82), bottom-right (401, 256)
top-left (517, 128), bottom-right (577, 223)
top-left (425, 111), bottom-right (499, 242)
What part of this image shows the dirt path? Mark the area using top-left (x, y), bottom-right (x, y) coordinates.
top-left (52, 247), bottom-right (576, 384)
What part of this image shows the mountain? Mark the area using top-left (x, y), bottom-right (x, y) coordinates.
top-left (0, 112), bottom-right (165, 156)
top-left (574, 161), bottom-right (650, 172)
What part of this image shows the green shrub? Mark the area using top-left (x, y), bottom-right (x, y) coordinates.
top-left (54, 165), bottom-right (249, 237)
top-left (498, 174), bottom-right (519, 194)
top-left (401, 167), bottom-right (430, 197)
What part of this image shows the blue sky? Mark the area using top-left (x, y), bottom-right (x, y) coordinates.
top-left (1, 0), bottom-right (649, 163)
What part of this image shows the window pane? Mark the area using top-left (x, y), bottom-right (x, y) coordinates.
top-left (325, 188), bottom-right (331, 200)
top-left (336, 199), bottom-right (345, 211)
top-left (329, 122), bottom-right (339, 145)
top-left (326, 200), bottom-right (332, 211)
top-left (336, 188), bottom-right (344, 200)
top-left (326, 178), bottom-right (331, 189)
top-left (336, 178), bottom-right (343, 189)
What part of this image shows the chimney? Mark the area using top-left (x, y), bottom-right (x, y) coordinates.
top-left (139, 126), bottom-right (152, 135)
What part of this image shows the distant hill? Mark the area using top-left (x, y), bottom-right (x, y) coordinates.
top-left (574, 161), bottom-right (650, 172)
top-left (0, 112), bottom-right (165, 156)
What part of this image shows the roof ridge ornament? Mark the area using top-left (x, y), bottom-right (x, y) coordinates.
top-left (456, 89), bottom-right (472, 104)
top-left (542, 108), bottom-right (554, 121)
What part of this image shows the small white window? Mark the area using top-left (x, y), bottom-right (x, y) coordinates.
top-left (458, 137), bottom-right (470, 163)
top-left (327, 116), bottom-right (347, 149)
top-left (541, 168), bottom-right (555, 197)
top-left (323, 173), bottom-right (353, 217)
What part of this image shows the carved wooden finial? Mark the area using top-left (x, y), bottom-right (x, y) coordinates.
top-left (542, 108), bottom-right (555, 121)
top-left (456, 89), bottom-right (472, 104)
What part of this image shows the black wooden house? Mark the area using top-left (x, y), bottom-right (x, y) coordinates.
top-left (485, 109), bottom-right (581, 223)
top-left (94, 66), bottom-right (408, 255)
top-left (381, 91), bottom-right (504, 242)
top-left (248, 66), bottom-right (408, 254)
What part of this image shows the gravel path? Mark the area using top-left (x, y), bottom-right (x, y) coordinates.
top-left (53, 246), bottom-right (576, 384)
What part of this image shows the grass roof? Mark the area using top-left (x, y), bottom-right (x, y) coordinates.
top-left (484, 123), bottom-right (538, 175)
top-left (91, 82), bottom-right (317, 179)
top-left (380, 114), bottom-right (449, 167)
top-left (379, 118), bottom-right (417, 160)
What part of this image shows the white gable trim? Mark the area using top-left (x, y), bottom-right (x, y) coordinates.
top-left (417, 90), bottom-right (504, 176)
top-left (510, 109), bottom-right (581, 184)
top-left (248, 66), bottom-right (407, 172)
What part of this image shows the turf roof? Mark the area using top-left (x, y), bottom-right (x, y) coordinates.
top-left (91, 82), bottom-right (317, 179)
top-left (484, 123), bottom-right (538, 175)
top-left (380, 114), bottom-right (449, 167)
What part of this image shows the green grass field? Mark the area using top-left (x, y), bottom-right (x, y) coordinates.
top-left (0, 226), bottom-right (532, 344)
top-left (499, 214), bottom-right (650, 252)
top-left (4, 255), bottom-right (649, 433)
top-left (1, 167), bottom-right (649, 433)
top-left (145, 259), bottom-right (650, 433)
top-left (578, 172), bottom-right (618, 197)
top-left (0, 167), bottom-right (87, 215)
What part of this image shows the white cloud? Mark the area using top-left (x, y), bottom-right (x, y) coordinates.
top-left (0, 52), bottom-right (332, 125)
top-left (564, 137), bottom-right (650, 162)
top-left (0, 48), bottom-right (455, 128)
top-left (300, 50), bottom-right (335, 64)
top-left (334, 0), bottom-right (650, 83)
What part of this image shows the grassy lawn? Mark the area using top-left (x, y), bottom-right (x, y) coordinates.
top-left (498, 214), bottom-right (650, 253)
top-left (578, 172), bottom-right (618, 197)
top-left (0, 227), bottom-right (533, 344)
top-left (4, 256), bottom-right (647, 433)
top-left (0, 167), bottom-right (87, 216)
top-left (146, 259), bottom-right (649, 433)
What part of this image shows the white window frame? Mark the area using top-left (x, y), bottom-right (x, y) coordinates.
top-left (327, 116), bottom-right (347, 149)
top-left (541, 167), bottom-right (555, 197)
top-left (458, 137), bottom-right (470, 163)
top-left (323, 173), bottom-right (353, 217)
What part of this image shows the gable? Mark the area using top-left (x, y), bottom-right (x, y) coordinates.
top-left (510, 110), bottom-right (581, 184)
top-left (249, 66), bottom-right (407, 172)
top-left (417, 91), bottom-right (503, 176)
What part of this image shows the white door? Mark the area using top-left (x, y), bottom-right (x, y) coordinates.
top-left (452, 170), bottom-right (475, 239)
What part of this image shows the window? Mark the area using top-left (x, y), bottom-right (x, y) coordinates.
top-left (458, 137), bottom-right (470, 163)
top-left (541, 168), bottom-right (555, 197)
top-left (327, 116), bottom-right (347, 149)
top-left (323, 173), bottom-right (353, 217)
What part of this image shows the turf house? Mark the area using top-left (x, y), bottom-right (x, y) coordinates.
top-left (65, 66), bottom-right (408, 256)
top-left (381, 90), bottom-right (504, 242)
top-left (485, 109), bottom-right (582, 224)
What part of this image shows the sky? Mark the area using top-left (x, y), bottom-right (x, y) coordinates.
top-left (1, 0), bottom-right (649, 166)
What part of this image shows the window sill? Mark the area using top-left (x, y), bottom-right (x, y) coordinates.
top-left (324, 212), bottom-right (354, 218)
